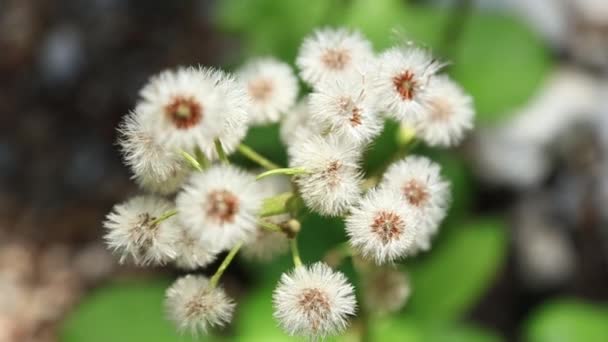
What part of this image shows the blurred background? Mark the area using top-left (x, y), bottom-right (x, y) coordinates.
top-left (1, 0), bottom-right (607, 341)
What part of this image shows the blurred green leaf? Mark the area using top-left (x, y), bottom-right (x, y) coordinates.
top-left (61, 279), bottom-right (218, 342)
top-left (405, 218), bottom-right (507, 322)
top-left (369, 316), bottom-right (424, 342)
top-left (426, 324), bottom-right (504, 342)
top-left (524, 299), bottom-right (608, 342)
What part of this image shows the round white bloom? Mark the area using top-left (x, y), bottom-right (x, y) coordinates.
top-left (136, 67), bottom-right (249, 160)
top-left (273, 262), bottom-right (356, 339)
top-left (280, 98), bottom-right (323, 154)
top-left (380, 156), bottom-right (450, 254)
top-left (345, 189), bottom-right (420, 264)
top-left (173, 224), bottom-right (220, 270)
top-left (415, 75), bottom-right (474, 147)
top-left (241, 175), bottom-right (290, 261)
top-left (309, 77), bottom-right (383, 146)
top-left (165, 275), bottom-right (235, 334)
top-left (363, 268), bottom-right (411, 314)
top-left (118, 111), bottom-right (190, 194)
top-left (373, 46), bottom-right (443, 122)
top-left (238, 57), bottom-right (299, 124)
top-left (297, 28), bottom-right (374, 88)
top-left (103, 196), bottom-right (178, 265)
top-left (289, 135), bottom-right (363, 216)
top-left (176, 165), bottom-right (263, 250)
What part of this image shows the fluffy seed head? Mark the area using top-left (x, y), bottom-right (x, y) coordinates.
top-left (373, 46), bottom-right (443, 122)
top-left (363, 268), bottom-right (411, 314)
top-left (173, 224), bottom-right (220, 270)
top-left (238, 57), bottom-right (299, 124)
top-left (380, 156), bottom-right (450, 254)
top-left (118, 111), bottom-right (190, 194)
top-left (309, 77), bottom-right (383, 146)
top-left (415, 75), bottom-right (474, 147)
top-left (176, 165), bottom-right (263, 250)
top-left (103, 196), bottom-right (178, 265)
top-left (297, 28), bottom-right (374, 88)
top-left (289, 135), bottom-right (363, 216)
top-left (345, 189), bottom-right (420, 264)
top-left (273, 262), bottom-right (356, 339)
top-left (165, 275), bottom-right (235, 334)
top-left (280, 98), bottom-right (323, 155)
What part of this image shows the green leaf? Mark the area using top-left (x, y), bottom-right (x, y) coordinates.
top-left (525, 299), bottom-right (608, 342)
top-left (369, 316), bottom-right (424, 342)
top-left (405, 218), bottom-right (507, 322)
top-left (426, 324), bottom-right (504, 342)
top-left (60, 279), bottom-right (217, 342)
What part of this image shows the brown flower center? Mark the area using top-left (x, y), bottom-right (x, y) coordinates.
top-left (338, 97), bottom-right (362, 127)
top-left (321, 48), bottom-right (351, 70)
top-left (371, 211), bottom-right (404, 244)
top-left (298, 288), bottom-right (331, 331)
top-left (165, 96), bottom-right (203, 129)
top-left (392, 70), bottom-right (417, 100)
top-left (248, 78), bottom-right (274, 103)
top-left (402, 179), bottom-right (429, 207)
top-left (428, 98), bottom-right (452, 122)
top-left (206, 190), bottom-right (239, 224)
top-left (322, 160), bottom-right (342, 188)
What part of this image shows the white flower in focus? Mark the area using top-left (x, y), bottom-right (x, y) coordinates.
top-left (103, 196), bottom-right (177, 265)
top-left (238, 57), bottom-right (299, 124)
top-left (165, 275), bottom-right (235, 334)
top-left (363, 268), bottom-right (411, 314)
top-left (241, 176), bottom-right (290, 261)
top-left (118, 111), bottom-right (190, 194)
top-left (273, 262), bottom-right (356, 339)
top-left (137, 67), bottom-right (249, 160)
top-left (173, 224), bottom-right (220, 270)
top-left (380, 156), bottom-right (450, 253)
top-left (297, 28), bottom-right (374, 87)
top-left (345, 189), bottom-right (420, 264)
top-left (373, 46), bottom-right (443, 122)
top-left (415, 75), bottom-right (474, 147)
top-left (176, 165), bottom-right (263, 250)
top-left (289, 135), bottom-right (363, 216)
top-left (309, 78), bottom-right (383, 146)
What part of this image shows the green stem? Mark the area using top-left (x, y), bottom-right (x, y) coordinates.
top-left (214, 139), bottom-right (229, 164)
top-left (259, 192), bottom-right (294, 217)
top-left (195, 147), bottom-right (210, 170)
top-left (150, 209), bottom-right (178, 225)
top-left (210, 241), bottom-right (243, 287)
top-left (237, 144), bottom-right (281, 170)
top-left (258, 219), bottom-right (282, 232)
top-left (290, 238), bottom-right (303, 268)
top-left (179, 150), bottom-right (203, 172)
top-left (256, 167), bottom-right (308, 181)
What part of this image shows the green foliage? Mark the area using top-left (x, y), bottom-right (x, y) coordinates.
top-left (524, 299), bottom-right (608, 342)
top-left (60, 279), bottom-right (220, 342)
top-left (405, 218), bottom-right (508, 322)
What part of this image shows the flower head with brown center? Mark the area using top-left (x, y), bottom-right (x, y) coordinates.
top-left (402, 179), bottom-right (430, 207)
top-left (164, 96), bottom-right (203, 129)
top-left (206, 190), bottom-right (240, 224)
top-left (321, 48), bottom-right (351, 70)
top-left (370, 210), bottom-right (405, 245)
top-left (392, 70), bottom-right (417, 101)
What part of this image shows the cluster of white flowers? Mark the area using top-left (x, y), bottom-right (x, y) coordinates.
top-left (102, 27), bottom-right (474, 339)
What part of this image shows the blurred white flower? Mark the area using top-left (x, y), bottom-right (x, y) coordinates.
top-left (273, 262), bottom-right (356, 339)
top-left (363, 267), bottom-right (411, 314)
top-left (173, 224), bottom-right (220, 270)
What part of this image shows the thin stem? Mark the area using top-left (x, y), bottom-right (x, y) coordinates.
top-left (290, 238), bottom-right (303, 268)
top-left (237, 144), bottom-right (281, 170)
top-left (150, 209), bottom-right (178, 225)
top-left (210, 241), bottom-right (243, 287)
top-left (214, 139), bottom-right (229, 164)
top-left (195, 147), bottom-right (210, 170)
top-left (256, 167), bottom-right (308, 181)
top-left (179, 150), bottom-right (203, 172)
top-left (258, 219), bottom-right (282, 232)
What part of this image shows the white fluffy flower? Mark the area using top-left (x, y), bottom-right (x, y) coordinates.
top-left (176, 165), bottom-right (263, 250)
top-left (103, 196), bottom-right (177, 265)
top-left (173, 224), bottom-right (220, 270)
top-left (309, 77), bottom-right (383, 146)
top-left (118, 111), bottom-right (190, 194)
top-left (297, 28), bottom-right (374, 87)
top-left (345, 189), bottom-right (420, 264)
top-left (280, 98), bottom-right (323, 153)
top-left (415, 75), bottom-right (474, 147)
top-left (363, 268), bottom-right (411, 314)
top-left (241, 176), bottom-right (290, 261)
top-left (273, 262), bottom-right (356, 339)
top-left (373, 46), bottom-right (443, 122)
top-left (165, 275), bottom-right (235, 334)
top-left (136, 67), bottom-right (249, 160)
top-left (289, 135), bottom-right (363, 216)
top-left (380, 156), bottom-right (450, 253)
top-left (238, 57), bottom-right (299, 124)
